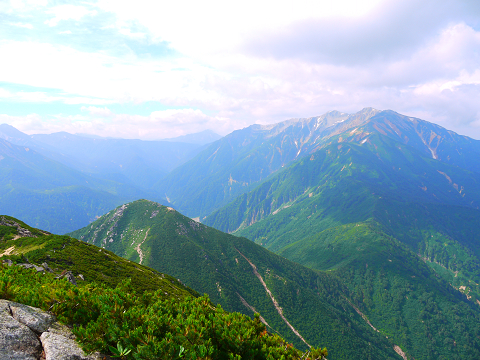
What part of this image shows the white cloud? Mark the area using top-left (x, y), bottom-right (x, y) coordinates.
top-left (9, 22), bottom-right (34, 29)
top-left (1, 0), bottom-right (480, 140)
top-left (3, 0), bottom-right (49, 12)
top-left (81, 106), bottom-right (114, 117)
top-left (1, 108), bottom-right (241, 139)
top-left (44, 4), bottom-right (97, 27)
top-left (95, 0), bottom-right (385, 57)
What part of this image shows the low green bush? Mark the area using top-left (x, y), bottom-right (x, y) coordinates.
top-left (0, 264), bottom-right (327, 360)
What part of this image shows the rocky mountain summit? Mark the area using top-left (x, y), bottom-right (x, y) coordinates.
top-left (0, 299), bottom-right (102, 360)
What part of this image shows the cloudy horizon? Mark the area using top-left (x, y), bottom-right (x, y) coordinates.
top-left (1, 0), bottom-right (479, 140)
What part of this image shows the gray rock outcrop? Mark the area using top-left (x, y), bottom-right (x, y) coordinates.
top-left (55, 271), bottom-right (78, 286)
top-left (9, 301), bottom-right (55, 333)
top-left (0, 301), bottom-right (41, 360)
top-left (0, 217), bottom-right (36, 238)
top-left (0, 299), bottom-right (102, 360)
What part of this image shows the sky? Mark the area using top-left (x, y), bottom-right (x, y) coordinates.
top-left (0, 0), bottom-right (479, 140)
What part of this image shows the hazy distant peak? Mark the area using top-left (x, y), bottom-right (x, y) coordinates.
top-left (358, 107), bottom-right (380, 114)
top-left (0, 123), bottom-right (28, 137)
top-left (0, 123), bottom-right (35, 146)
top-left (160, 129), bottom-right (222, 145)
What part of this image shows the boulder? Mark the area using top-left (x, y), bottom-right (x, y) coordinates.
top-left (42, 262), bottom-right (54, 273)
top-left (0, 300), bottom-right (42, 360)
top-left (41, 332), bottom-right (102, 360)
top-left (0, 300), bottom-right (103, 360)
top-left (56, 271), bottom-right (78, 286)
top-left (8, 300), bottom-right (56, 333)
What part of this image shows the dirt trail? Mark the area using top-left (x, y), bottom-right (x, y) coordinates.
top-left (236, 293), bottom-right (270, 327)
top-left (0, 246), bottom-right (15, 257)
top-left (235, 247), bottom-right (311, 348)
top-left (344, 296), bottom-right (409, 359)
top-left (135, 229), bottom-right (150, 264)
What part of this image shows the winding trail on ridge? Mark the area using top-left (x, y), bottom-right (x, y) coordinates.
top-left (135, 228), bottom-right (150, 265)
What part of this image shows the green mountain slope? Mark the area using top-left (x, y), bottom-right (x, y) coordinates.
top-left (0, 215), bottom-right (195, 296)
top-left (0, 216), bottom-right (326, 360)
top-left (358, 110), bottom-right (480, 173)
top-left (206, 134), bottom-right (480, 246)
top-left (155, 109), bottom-right (480, 220)
top-left (278, 221), bottom-right (480, 359)
top-left (154, 108), bottom-right (380, 218)
top-left (69, 199), bottom-right (405, 360)
top-left (202, 131), bottom-right (480, 359)
top-left (204, 134), bottom-right (480, 298)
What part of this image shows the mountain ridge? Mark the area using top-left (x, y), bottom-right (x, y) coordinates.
top-left (155, 108), bottom-right (480, 220)
top-left (69, 199), bottom-right (405, 359)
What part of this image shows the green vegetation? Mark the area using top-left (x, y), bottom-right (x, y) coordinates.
top-left (0, 264), bottom-right (327, 359)
top-left (0, 215), bottom-right (48, 240)
top-left (279, 221), bottom-right (480, 359)
top-left (0, 216), bottom-right (327, 359)
top-left (0, 234), bottom-right (196, 296)
top-left (200, 132), bottom-right (480, 359)
top-left (70, 200), bottom-right (404, 359)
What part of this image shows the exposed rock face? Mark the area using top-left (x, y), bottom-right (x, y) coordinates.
top-left (55, 271), bottom-right (78, 286)
top-left (0, 216), bottom-right (37, 238)
top-left (0, 299), bottom-right (102, 360)
top-left (9, 301), bottom-right (56, 333)
top-left (42, 262), bottom-right (54, 273)
top-left (41, 331), bottom-right (101, 360)
top-left (0, 301), bottom-right (41, 360)
top-left (18, 263), bottom-right (46, 272)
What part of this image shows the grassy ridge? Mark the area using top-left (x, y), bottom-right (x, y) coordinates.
top-left (0, 216), bottom-right (327, 359)
top-left (70, 200), bottom-right (402, 359)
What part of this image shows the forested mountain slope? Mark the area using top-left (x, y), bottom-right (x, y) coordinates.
top-left (156, 109), bottom-right (480, 219)
top-left (70, 199), bottom-right (406, 360)
top-left (0, 215), bottom-right (326, 359)
top-left (202, 124), bottom-right (480, 359)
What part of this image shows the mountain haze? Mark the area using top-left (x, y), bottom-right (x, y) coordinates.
top-left (155, 108), bottom-right (480, 220)
top-left (0, 125), bottom-right (220, 233)
top-left (196, 111), bottom-right (480, 359)
top-left (0, 138), bottom-right (163, 233)
top-left (160, 129), bottom-right (223, 145)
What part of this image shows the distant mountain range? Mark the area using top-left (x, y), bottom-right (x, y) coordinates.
top-left (3, 108), bottom-right (480, 359)
top-left (159, 129), bottom-right (223, 145)
top-left (0, 125), bottom-right (222, 233)
top-left (155, 108), bottom-right (480, 219)
top-left (0, 124), bottom-right (221, 189)
top-left (150, 108), bottom-right (480, 359)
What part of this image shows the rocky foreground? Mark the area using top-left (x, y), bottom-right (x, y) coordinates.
top-left (0, 299), bottom-right (102, 360)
